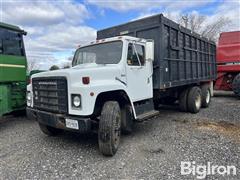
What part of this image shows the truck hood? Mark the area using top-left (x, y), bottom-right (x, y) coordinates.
top-left (31, 63), bottom-right (123, 85)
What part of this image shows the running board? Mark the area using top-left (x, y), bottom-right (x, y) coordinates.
top-left (136, 110), bottom-right (159, 121)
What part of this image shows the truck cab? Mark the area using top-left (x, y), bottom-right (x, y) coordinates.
top-left (27, 36), bottom-right (155, 156)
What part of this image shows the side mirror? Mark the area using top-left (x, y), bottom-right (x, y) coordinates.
top-left (145, 40), bottom-right (154, 61)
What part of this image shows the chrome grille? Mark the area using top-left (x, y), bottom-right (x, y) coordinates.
top-left (32, 77), bottom-right (68, 113)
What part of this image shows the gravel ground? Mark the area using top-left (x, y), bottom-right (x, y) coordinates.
top-left (0, 91), bottom-right (239, 180)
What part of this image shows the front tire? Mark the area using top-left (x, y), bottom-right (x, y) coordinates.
top-left (187, 87), bottom-right (202, 114)
top-left (38, 123), bottom-right (62, 136)
top-left (98, 101), bottom-right (121, 156)
top-left (121, 104), bottom-right (133, 135)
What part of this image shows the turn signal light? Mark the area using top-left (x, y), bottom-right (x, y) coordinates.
top-left (82, 77), bottom-right (90, 84)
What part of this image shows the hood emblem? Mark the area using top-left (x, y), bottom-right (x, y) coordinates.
top-left (38, 82), bottom-right (57, 85)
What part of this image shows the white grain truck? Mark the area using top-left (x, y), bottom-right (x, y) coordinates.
top-left (27, 14), bottom-right (216, 156)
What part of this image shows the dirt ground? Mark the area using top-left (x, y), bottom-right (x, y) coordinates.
top-left (0, 91), bottom-right (239, 179)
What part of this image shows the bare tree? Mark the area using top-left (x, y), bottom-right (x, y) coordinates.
top-left (27, 59), bottom-right (39, 72)
top-left (181, 14), bottom-right (189, 29)
top-left (179, 13), bottom-right (207, 33)
top-left (201, 17), bottom-right (230, 42)
top-left (166, 13), bottom-right (231, 42)
top-left (189, 13), bottom-right (206, 32)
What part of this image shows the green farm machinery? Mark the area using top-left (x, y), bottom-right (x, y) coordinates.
top-left (0, 22), bottom-right (27, 116)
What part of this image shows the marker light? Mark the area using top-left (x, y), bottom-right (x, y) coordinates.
top-left (82, 77), bottom-right (90, 85)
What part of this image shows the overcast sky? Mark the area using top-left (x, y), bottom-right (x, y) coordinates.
top-left (1, 0), bottom-right (239, 70)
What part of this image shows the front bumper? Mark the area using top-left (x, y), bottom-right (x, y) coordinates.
top-left (27, 107), bottom-right (92, 133)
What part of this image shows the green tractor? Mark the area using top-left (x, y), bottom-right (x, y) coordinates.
top-left (0, 22), bottom-right (27, 116)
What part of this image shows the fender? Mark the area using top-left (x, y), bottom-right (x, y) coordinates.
top-left (69, 79), bottom-right (137, 118)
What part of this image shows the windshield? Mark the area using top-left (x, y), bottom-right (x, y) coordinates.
top-left (72, 41), bottom-right (123, 66)
top-left (0, 28), bottom-right (25, 56)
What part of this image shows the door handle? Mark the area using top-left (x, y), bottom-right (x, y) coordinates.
top-left (130, 66), bottom-right (143, 70)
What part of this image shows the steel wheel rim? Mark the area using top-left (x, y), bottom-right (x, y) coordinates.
top-left (206, 90), bottom-right (210, 104)
top-left (195, 94), bottom-right (201, 109)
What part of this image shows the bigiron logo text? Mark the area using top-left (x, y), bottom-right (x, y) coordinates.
top-left (181, 161), bottom-right (237, 179)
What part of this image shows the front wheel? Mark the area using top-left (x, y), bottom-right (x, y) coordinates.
top-left (121, 104), bottom-right (134, 135)
top-left (98, 101), bottom-right (121, 156)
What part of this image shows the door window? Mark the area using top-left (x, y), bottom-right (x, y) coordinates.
top-left (127, 43), bottom-right (145, 66)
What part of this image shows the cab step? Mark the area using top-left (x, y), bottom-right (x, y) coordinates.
top-left (133, 99), bottom-right (159, 121)
top-left (136, 110), bottom-right (159, 121)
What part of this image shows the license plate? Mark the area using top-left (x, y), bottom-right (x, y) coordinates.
top-left (65, 119), bottom-right (79, 130)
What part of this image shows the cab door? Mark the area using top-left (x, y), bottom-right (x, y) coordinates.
top-left (125, 41), bottom-right (153, 102)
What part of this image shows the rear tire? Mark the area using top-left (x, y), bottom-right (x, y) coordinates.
top-left (187, 87), bottom-right (202, 114)
top-left (121, 104), bottom-right (133, 135)
top-left (98, 101), bottom-right (121, 156)
top-left (201, 85), bottom-right (211, 108)
top-left (233, 74), bottom-right (240, 97)
top-left (179, 88), bottom-right (189, 112)
top-left (39, 123), bottom-right (62, 136)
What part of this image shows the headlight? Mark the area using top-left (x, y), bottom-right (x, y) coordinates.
top-left (27, 92), bottom-right (31, 101)
top-left (72, 94), bottom-right (81, 108)
top-left (26, 91), bottom-right (31, 106)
